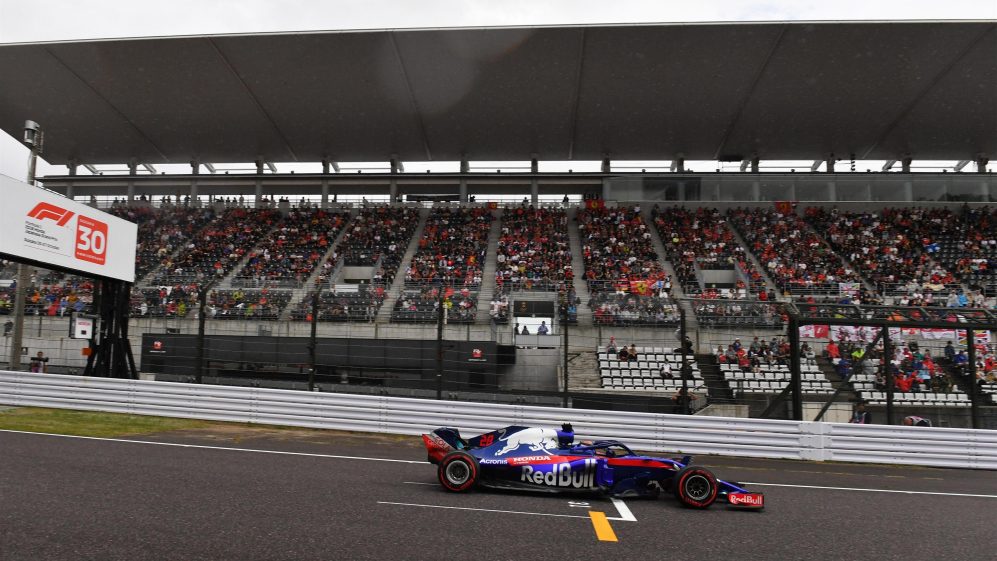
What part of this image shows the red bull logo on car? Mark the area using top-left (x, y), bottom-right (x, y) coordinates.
top-left (521, 459), bottom-right (596, 488)
top-left (495, 427), bottom-right (559, 455)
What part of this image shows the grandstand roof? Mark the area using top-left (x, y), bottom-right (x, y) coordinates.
top-left (1, 21), bottom-right (994, 165)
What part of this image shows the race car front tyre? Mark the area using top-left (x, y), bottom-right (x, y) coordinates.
top-left (673, 466), bottom-right (719, 508)
top-left (438, 451), bottom-right (480, 492)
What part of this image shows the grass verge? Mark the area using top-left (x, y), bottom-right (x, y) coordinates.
top-left (0, 407), bottom-right (213, 438)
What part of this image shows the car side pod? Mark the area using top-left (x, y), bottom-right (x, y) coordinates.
top-left (726, 493), bottom-right (765, 510)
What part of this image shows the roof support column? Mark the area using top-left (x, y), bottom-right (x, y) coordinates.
top-left (460, 159), bottom-right (470, 204)
top-left (827, 180), bottom-right (837, 201)
top-left (825, 155), bottom-right (835, 173)
top-left (904, 180), bottom-right (913, 202)
top-left (127, 159), bottom-right (137, 204)
top-left (752, 180), bottom-right (760, 201)
top-left (321, 159), bottom-right (331, 209)
top-left (390, 156), bottom-right (400, 204)
top-left (901, 156), bottom-right (912, 174)
top-left (190, 160), bottom-right (199, 207)
top-left (530, 157), bottom-right (539, 206)
top-left (751, 157), bottom-right (759, 173)
top-left (255, 159), bottom-right (264, 208)
top-left (65, 160), bottom-right (77, 200)
top-left (976, 156), bottom-right (989, 174)
top-left (601, 157), bottom-right (611, 173)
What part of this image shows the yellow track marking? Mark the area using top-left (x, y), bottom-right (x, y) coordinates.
top-left (589, 510), bottom-right (618, 542)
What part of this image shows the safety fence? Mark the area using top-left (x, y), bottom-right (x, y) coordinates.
top-left (1, 371), bottom-right (993, 470)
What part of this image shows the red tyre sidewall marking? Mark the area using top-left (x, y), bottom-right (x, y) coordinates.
top-left (440, 455), bottom-right (477, 492)
top-left (679, 469), bottom-right (717, 508)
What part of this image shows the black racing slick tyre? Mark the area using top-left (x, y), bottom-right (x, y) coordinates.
top-left (438, 451), bottom-right (480, 493)
top-left (673, 466), bottom-right (719, 508)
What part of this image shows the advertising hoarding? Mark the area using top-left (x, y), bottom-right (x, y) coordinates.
top-left (0, 174), bottom-right (137, 282)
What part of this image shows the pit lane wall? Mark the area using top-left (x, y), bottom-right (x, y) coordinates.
top-left (1, 370), bottom-right (994, 470)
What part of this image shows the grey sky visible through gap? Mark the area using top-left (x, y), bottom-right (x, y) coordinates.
top-left (1, 0), bottom-right (994, 180)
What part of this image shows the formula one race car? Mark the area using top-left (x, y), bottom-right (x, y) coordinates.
top-left (422, 424), bottom-right (764, 509)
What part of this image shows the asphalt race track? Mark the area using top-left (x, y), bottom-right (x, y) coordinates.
top-left (1, 428), bottom-right (995, 561)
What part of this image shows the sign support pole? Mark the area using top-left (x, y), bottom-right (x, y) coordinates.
top-left (7, 126), bottom-right (41, 371)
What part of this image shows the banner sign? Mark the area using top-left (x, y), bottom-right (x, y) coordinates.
top-left (0, 175), bottom-right (137, 282)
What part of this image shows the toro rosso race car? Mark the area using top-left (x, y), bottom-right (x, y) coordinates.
top-left (422, 424), bottom-right (764, 510)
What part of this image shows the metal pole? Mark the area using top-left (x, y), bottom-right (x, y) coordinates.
top-left (679, 306), bottom-right (690, 414)
top-left (308, 291), bottom-right (319, 391)
top-left (8, 135), bottom-right (40, 371)
top-left (562, 303), bottom-right (569, 408)
top-left (883, 326), bottom-right (893, 425)
top-left (967, 329), bottom-right (979, 429)
top-left (436, 291), bottom-right (444, 400)
top-left (788, 317), bottom-right (803, 420)
top-left (195, 288), bottom-right (207, 384)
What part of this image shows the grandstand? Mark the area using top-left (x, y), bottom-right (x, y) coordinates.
top-left (0, 21), bottom-right (995, 428)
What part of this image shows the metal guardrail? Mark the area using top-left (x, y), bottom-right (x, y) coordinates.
top-left (0, 371), bottom-right (994, 469)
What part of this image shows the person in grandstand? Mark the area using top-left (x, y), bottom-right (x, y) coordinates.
top-left (826, 340), bottom-right (841, 360)
top-left (849, 402), bottom-right (871, 424)
top-left (537, 321), bottom-right (549, 335)
top-left (29, 351), bottom-right (48, 373)
top-left (671, 387), bottom-right (697, 414)
top-left (606, 336), bottom-right (618, 355)
top-left (944, 341), bottom-right (956, 363)
top-left (902, 415), bottom-right (932, 427)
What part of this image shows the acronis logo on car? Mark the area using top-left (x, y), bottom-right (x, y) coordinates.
top-left (521, 459), bottom-right (596, 488)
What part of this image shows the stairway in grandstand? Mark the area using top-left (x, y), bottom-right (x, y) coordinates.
top-left (376, 207), bottom-right (430, 322)
top-left (474, 207), bottom-right (503, 323)
top-left (565, 208), bottom-right (593, 326)
top-left (725, 222), bottom-right (779, 295)
top-left (814, 356), bottom-right (859, 403)
top-left (279, 208), bottom-right (357, 321)
top-left (641, 206), bottom-right (686, 299)
top-left (566, 350), bottom-right (601, 390)
top-left (695, 353), bottom-right (734, 401)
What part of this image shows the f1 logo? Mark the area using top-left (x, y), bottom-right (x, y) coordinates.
top-left (75, 215), bottom-right (108, 265)
top-left (27, 202), bottom-right (75, 226)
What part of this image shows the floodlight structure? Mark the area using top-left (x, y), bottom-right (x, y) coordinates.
top-left (7, 121), bottom-right (44, 371)
top-left (768, 302), bottom-right (996, 428)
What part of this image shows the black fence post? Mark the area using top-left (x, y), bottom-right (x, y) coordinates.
top-left (882, 325), bottom-right (893, 425)
top-left (436, 290), bottom-right (444, 400)
top-left (679, 306), bottom-right (690, 415)
top-left (562, 304), bottom-right (569, 408)
top-left (308, 291), bottom-right (319, 392)
top-left (195, 287), bottom-right (207, 384)
top-left (788, 316), bottom-right (802, 421)
top-left (967, 328), bottom-right (978, 429)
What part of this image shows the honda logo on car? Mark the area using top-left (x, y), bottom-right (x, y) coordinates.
top-left (521, 459), bottom-right (596, 488)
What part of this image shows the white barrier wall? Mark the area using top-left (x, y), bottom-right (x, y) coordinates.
top-left (0, 370), bottom-right (994, 470)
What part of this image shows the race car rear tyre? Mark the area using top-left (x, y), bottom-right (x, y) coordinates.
top-left (673, 466), bottom-right (718, 508)
top-left (438, 451), bottom-right (480, 492)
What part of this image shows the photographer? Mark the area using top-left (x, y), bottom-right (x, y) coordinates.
top-left (29, 351), bottom-right (48, 373)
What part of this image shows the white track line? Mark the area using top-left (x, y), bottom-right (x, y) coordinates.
top-left (401, 481), bottom-right (637, 521)
top-left (3, 430), bottom-right (990, 501)
top-left (0, 429), bottom-right (424, 464)
top-left (743, 481), bottom-right (997, 499)
top-left (611, 498), bottom-right (637, 522)
top-left (378, 501), bottom-right (593, 519)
